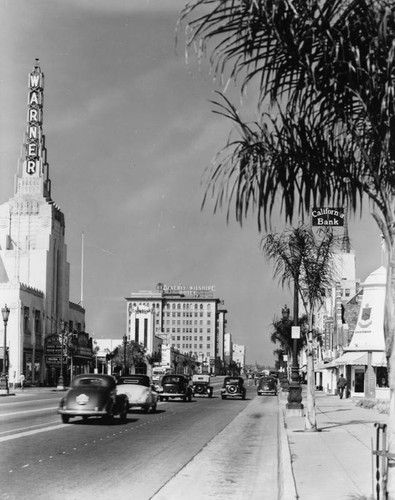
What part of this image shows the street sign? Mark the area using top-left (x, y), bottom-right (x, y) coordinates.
top-left (292, 327), bottom-right (301, 339)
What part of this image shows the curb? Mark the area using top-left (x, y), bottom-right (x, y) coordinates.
top-left (278, 394), bottom-right (299, 500)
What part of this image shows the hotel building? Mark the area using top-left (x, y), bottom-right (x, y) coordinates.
top-left (125, 283), bottom-right (228, 373)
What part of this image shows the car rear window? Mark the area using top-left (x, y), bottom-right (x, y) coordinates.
top-left (119, 377), bottom-right (149, 387)
top-left (75, 378), bottom-right (106, 387)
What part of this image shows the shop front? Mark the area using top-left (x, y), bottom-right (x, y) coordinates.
top-left (44, 332), bottom-right (93, 387)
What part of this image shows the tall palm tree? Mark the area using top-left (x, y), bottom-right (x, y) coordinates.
top-left (262, 225), bottom-right (338, 430)
top-left (179, 0), bottom-right (395, 490)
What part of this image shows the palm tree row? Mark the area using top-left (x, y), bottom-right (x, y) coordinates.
top-left (179, 0), bottom-right (395, 492)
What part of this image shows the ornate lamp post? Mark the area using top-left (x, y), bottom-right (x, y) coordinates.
top-left (286, 288), bottom-right (304, 415)
top-left (123, 334), bottom-right (128, 376)
top-left (0, 305), bottom-right (10, 395)
top-left (56, 320), bottom-right (66, 391)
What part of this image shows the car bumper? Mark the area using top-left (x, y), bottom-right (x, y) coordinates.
top-left (221, 392), bottom-right (244, 398)
top-left (58, 408), bottom-right (108, 417)
top-left (257, 390), bottom-right (277, 395)
top-left (160, 392), bottom-right (186, 398)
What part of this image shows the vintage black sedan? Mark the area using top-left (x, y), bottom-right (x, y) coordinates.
top-left (192, 374), bottom-right (213, 398)
top-left (257, 376), bottom-right (278, 396)
top-left (58, 374), bottom-right (129, 424)
top-left (221, 376), bottom-right (246, 400)
top-left (158, 374), bottom-right (193, 402)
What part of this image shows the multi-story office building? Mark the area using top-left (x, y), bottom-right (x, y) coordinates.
top-left (125, 283), bottom-right (227, 373)
top-left (0, 61), bottom-right (88, 388)
top-left (233, 344), bottom-right (246, 373)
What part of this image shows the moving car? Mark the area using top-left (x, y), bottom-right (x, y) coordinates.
top-left (221, 376), bottom-right (246, 400)
top-left (257, 376), bottom-right (278, 396)
top-left (158, 374), bottom-right (193, 402)
top-left (192, 374), bottom-right (213, 398)
top-left (58, 374), bottom-right (129, 424)
top-left (116, 374), bottom-right (158, 413)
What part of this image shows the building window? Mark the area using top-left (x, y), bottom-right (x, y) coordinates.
top-left (34, 310), bottom-right (41, 334)
top-left (135, 318), bottom-right (139, 343)
top-left (144, 318), bottom-right (148, 347)
top-left (23, 307), bottom-right (30, 334)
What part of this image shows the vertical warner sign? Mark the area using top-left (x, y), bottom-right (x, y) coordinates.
top-left (25, 62), bottom-right (43, 176)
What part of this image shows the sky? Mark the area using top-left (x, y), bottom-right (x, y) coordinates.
top-left (0, 0), bottom-right (384, 366)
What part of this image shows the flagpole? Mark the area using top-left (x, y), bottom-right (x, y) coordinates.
top-left (80, 232), bottom-right (84, 307)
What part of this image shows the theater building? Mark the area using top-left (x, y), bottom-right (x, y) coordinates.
top-left (125, 283), bottom-right (228, 374)
top-left (0, 60), bottom-right (89, 387)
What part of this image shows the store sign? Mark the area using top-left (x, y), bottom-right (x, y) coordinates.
top-left (311, 208), bottom-right (344, 227)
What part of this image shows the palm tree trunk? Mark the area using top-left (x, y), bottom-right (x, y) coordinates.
top-left (305, 329), bottom-right (317, 431)
top-left (383, 246), bottom-right (395, 496)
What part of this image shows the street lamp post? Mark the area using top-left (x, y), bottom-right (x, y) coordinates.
top-left (286, 285), bottom-right (304, 414)
top-left (57, 320), bottom-right (66, 391)
top-left (0, 305), bottom-right (10, 395)
top-left (123, 334), bottom-right (127, 376)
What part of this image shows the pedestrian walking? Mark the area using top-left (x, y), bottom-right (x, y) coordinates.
top-left (337, 373), bottom-right (347, 399)
top-left (20, 373), bottom-right (25, 391)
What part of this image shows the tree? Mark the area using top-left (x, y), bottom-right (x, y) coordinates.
top-left (179, 0), bottom-right (395, 489)
top-left (262, 225), bottom-right (338, 430)
top-left (111, 341), bottom-right (146, 375)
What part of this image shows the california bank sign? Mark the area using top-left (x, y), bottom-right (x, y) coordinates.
top-left (311, 208), bottom-right (344, 227)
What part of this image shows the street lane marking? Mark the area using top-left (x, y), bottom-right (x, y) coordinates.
top-left (0, 418), bottom-right (60, 436)
top-left (0, 424), bottom-right (67, 442)
top-left (0, 398), bottom-right (59, 406)
top-left (0, 406), bottom-right (57, 417)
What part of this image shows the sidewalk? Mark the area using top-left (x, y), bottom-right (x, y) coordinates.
top-left (282, 388), bottom-right (388, 500)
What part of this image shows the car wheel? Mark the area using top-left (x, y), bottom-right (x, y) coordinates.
top-left (120, 400), bottom-right (128, 422)
top-left (103, 411), bottom-right (113, 424)
top-left (208, 391), bottom-right (213, 398)
top-left (221, 395), bottom-right (226, 400)
top-left (242, 393), bottom-right (246, 400)
top-left (151, 404), bottom-right (157, 413)
top-left (188, 393), bottom-right (192, 402)
top-left (143, 405), bottom-right (149, 413)
top-left (61, 415), bottom-right (70, 424)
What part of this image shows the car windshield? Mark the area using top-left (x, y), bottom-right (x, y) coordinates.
top-left (118, 376), bottom-right (150, 387)
top-left (260, 377), bottom-right (275, 384)
top-left (225, 378), bottom-right (241, 384)
top-left (162, 376), bottom-right (183, 384)
top-left (193, 375), bottom-right (210, 383)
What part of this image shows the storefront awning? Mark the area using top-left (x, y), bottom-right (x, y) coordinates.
top-left (334, 351), bottom-right (387, 367)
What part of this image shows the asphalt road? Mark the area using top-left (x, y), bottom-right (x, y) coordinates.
top-left (0, 378), bottom-right (272, 500)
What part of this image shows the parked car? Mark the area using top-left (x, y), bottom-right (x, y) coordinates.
top-left (221, 376), bottom-right (246, 400)
top-left (116, 374), bottom-right (158, 413)
top-left (257, 376), bottom-right (278, 396)
top-left (58, 374), bottom-right (129, 424)
top-left (158, 374), bottom-right (193, 402)
top-left (192, 374), bottom-right (213, 398)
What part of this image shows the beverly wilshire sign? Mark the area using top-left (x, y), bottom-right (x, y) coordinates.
top-left (312, 208), bottom-right (344, 227)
